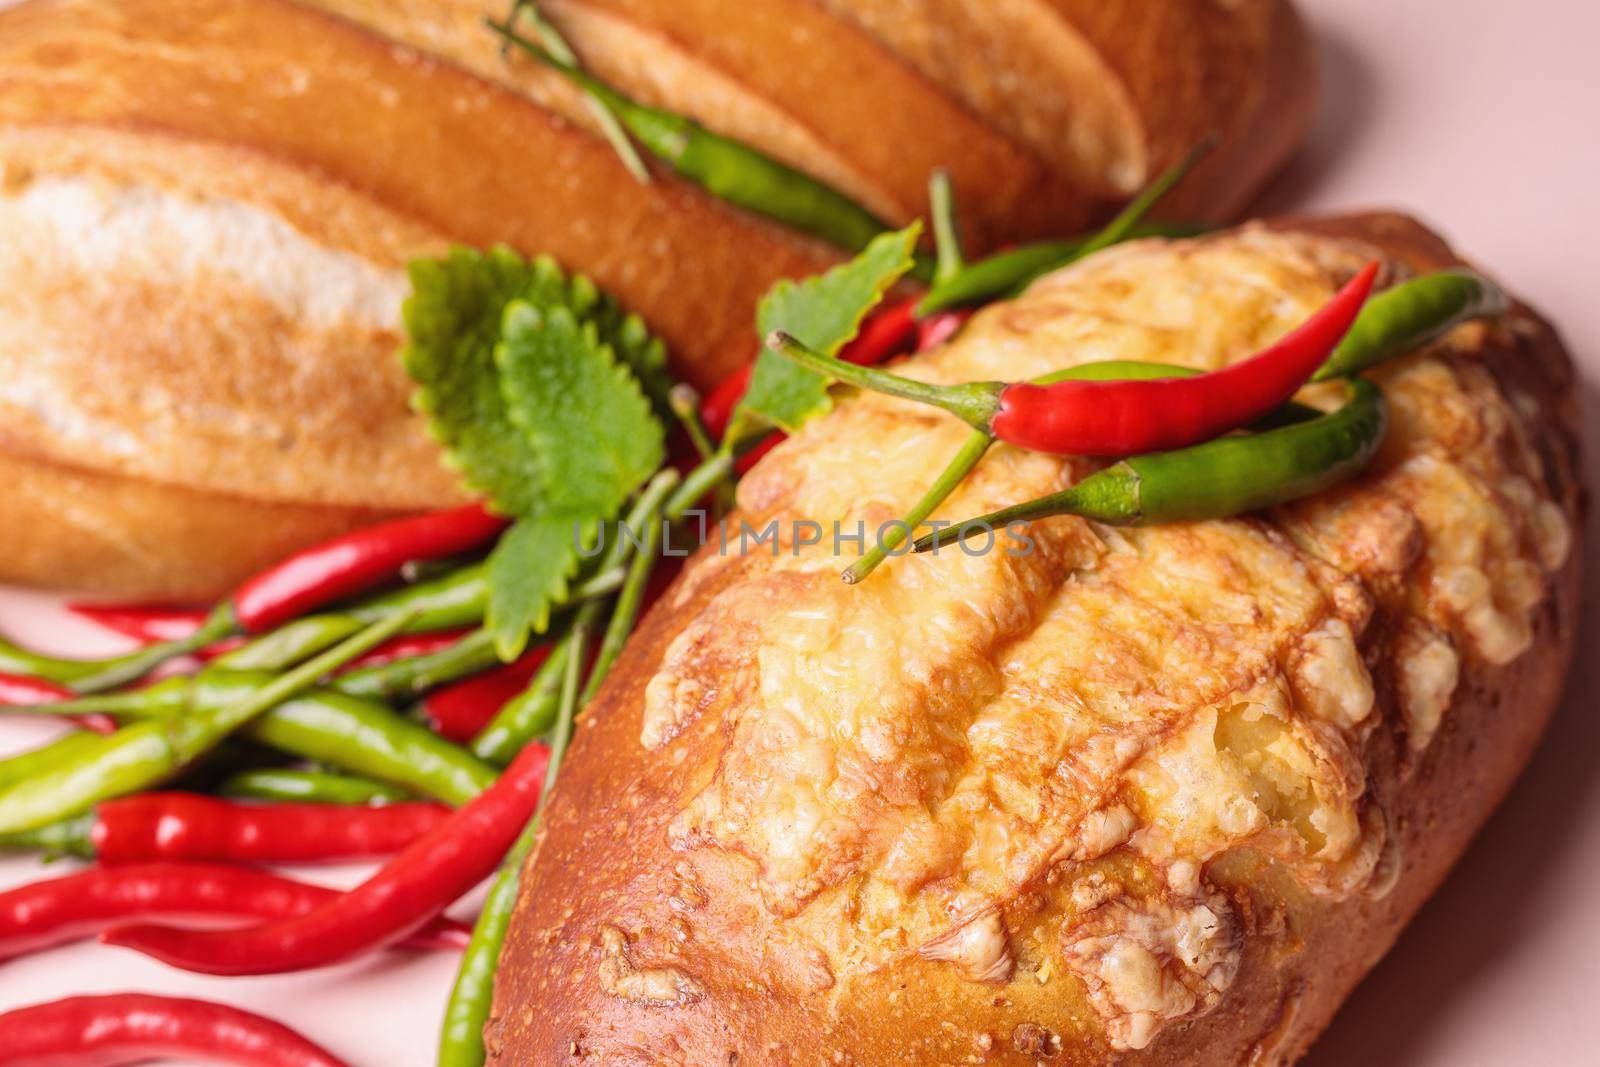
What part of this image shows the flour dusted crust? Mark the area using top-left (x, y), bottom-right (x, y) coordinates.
top-left (489, 214), bottom-right (1583, 1065)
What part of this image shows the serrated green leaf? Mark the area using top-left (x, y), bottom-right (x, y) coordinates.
top-left (402, 245), bottom-right (673, 511)
top-left (496, 300), bottom-right (665, 517)
top-left (402, 246), bottom-right (544, 515)
top-left (403, 244), bottom-right (677, 659)
top-left (486, 515), bottom-right (592, 660)
top-left (730, 224), bottom-right (921, 441)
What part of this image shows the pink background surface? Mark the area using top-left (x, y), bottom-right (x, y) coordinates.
top-left (1, 0), bottom-right (1597, 1062)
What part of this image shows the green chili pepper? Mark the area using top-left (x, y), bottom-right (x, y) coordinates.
top-left (487, 19), bottom-right (929, 276)
top-left (0, 614), bottom-right (413, 834)
top-left (242, 687), bottom-right (494, 806)
top-left (8, 677), bottom-right (190, 721)
top-left (470, 637), bottom-right (572, 766)
top-left (915, 221), bottom-right (1213, 316)
top-left (219, 767), bottom-right (377, 804)
top-left (14, 667), bottom-right (496, 807)
top-left (514, 2), bottom-right (650, 183)
top-left (334, 629), bottom-right (500, 702)
top-left (218, 768), bottom-right (412, 805)
top-left (1313, 269), bottom-right (1508, 381)
top-left (0, 605), bottom-right (233, 695)
top-left (346, 559), bottom-right (622, 633)
top-left (843, 359), bottom-right (1320, 583)
top-left (347, 563), bottom-right (489, 631)
top-left (0, 732), bottom-right (107, 793)
top-left (211, 614), bottom-right (366, 672)
top-left (46, 627), bottom-right (528, 716)
top-left (437, 609), bottom-right (591, 1067)
top-left (440, 469), bottom-right (680, 1067)
top-left (914, 378), bottom-right (1387, 550)
top-left (23, 631), bottom-right (510, 716)
top-left (916, 140), bottom-right (1218, 318)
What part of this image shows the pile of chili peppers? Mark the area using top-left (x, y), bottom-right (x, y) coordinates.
top-left (0, 94), bottom-right (1513, 1067)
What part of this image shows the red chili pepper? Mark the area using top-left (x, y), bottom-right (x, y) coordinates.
top-left (700, 296), bottom-right (921, 442)
top-left (25, 794), bottom-right (451, 865)
top-left (230, 503), bottom-right (507, 632)
top-left (0, 862), bottom-right (468, 961)
top-left (66, 602), bottom-right (212, 643)
top-left (417, 645), bottom-right (550, 742)
top-left (915, 308), bottom-right (974, 352)
top-left (0, 673), bottom-right (116, 735)
top-left (102, 741), bottom-right (551, 975)
top-left (734, 434), bottom-right (782, 475)
top-left (989, 262), bottom-right (1380, 455)
top-left (843, 295), bottom-right (920, 365)
top-left (335, 629), bottom-right (470, 674)
top-left (699, 363), bottom-right (751, 441)
top-left (0, 994), bottom-right (350, 1067)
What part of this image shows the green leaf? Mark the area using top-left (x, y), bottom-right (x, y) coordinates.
top-left (402, 244), bottom-right (674, 661)
top-left (402, 246), bottom-right (545, 515)
top-left (580, 283), bottom-right (673, 418)
top-left (496, 300), bottom-right (665, 517)
top-left (729, 224), bottom-right (921, 442)
top-left (486, 516), bottom-right (593, 660)
top-left (484, 300), bottom-right (665, 658)
top-left (402, 246), bottom-right (673, 512)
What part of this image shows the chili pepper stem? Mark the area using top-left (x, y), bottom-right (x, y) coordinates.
top-left (1070, 137), bottom-right (1218, 266)
top-left (668, 384), bottom-right (717, 461)
top-left (765, 331), bottom-right (998, 429)
top-left (441, 450), bottom-right (673, 1066)
top-left (844, 429), bottom-right (993, 583)
top-left (582, 508), bottom-right (666, 704)
top-left (913, 466), bottom-right (1145, 553)
top-left (3, 676), bottom-right (190, 720)
top-left (666, 451), bottom-right (736, 520)
top-left (487, 19), bottom-right (632, 136)
top-left (0, 812), bottom-right (94, 859)
top-left (58, 602), bottom-right (235, 695)
top-left (439, 608), bottom-right (590, 1067)
top-left (929, 169), bottom-right (964, 286)
top-left (513, 2), bottom-right (650, 184)
top-left (915, 139), bottom-right (1217, 314)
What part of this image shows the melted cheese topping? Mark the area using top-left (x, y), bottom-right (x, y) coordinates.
top-left (637, 227), bottom-right (1571, 1049)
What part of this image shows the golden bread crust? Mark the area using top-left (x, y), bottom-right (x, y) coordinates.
top-left (0, 449), bottom-right (399, 601)
top-left (0, 0), bottom-right (1312, 597)
top-left (487, 213), bottom-right (1583, 1065)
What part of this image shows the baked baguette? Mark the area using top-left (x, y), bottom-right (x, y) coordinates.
top-left (488, 213), bottom-right (1583, 1065)
top-left (0, 0), bottom-right (1312, 597)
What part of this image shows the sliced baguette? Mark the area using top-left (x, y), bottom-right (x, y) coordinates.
top-left (814, 0), bottom-right (1316, 218)
top-left (0, 0), bottom-right (840, 391)
top-left (0, 449), bottom-right (398, 601)
top-left (0, 0), bottom-right (1314, 597)
top-left (313, 0), bottom-right (1088, 248)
